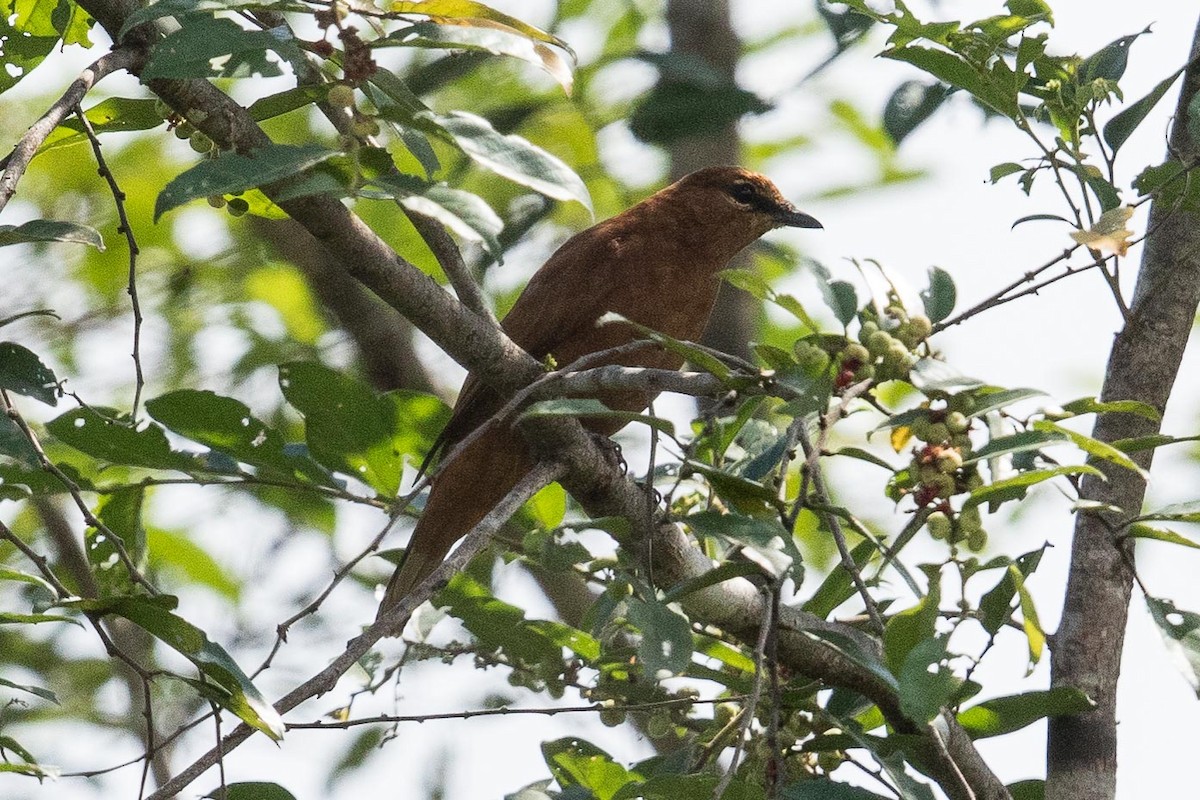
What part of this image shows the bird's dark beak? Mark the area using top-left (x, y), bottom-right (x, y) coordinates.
top-left (774, 205), bottom-right (822, 229)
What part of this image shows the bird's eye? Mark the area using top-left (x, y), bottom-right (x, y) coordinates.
top-left (727, 182), bottom-right (758, 206)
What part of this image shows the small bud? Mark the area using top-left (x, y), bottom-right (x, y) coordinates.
top-left (327, 83), bottom-right (355, 108)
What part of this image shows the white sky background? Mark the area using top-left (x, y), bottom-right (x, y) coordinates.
top-left (4, 1), bottom-right (1200, 799)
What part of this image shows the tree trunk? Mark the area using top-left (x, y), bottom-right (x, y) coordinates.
top-left (1046, 15), bottom-right (1200, 799)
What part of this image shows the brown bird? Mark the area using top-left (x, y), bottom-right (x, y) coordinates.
top-left (377, 166), bottom-right (820, 619)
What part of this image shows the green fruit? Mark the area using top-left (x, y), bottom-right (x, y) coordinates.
top-left (929, 473), bottom-right (956, 499)
top-left (327, 83), bottom-right (355, 108)
top-left (927, 511), bottom-right (952, 540)
top-left (967, 527), bottom-right (988, 552)
top-left (599, 707), bottom-right (626, 727)
top-left (646, 712), bottom-right (672, 738)
top-left (173, 122), bottom-right (194, 139)
top-left (844, 342), bottom-right (870, 364)
top-left (351, 118), bottom-right (381, 137)
top-left (206, 195), bottom-right (226, 208)
top-left (909, 416), bottom-right (932, 442)
top-left (226, 197), bottom-right (250, 217)
top-left (866, 329), bottom-right (893, 357)
top-left (959, 504), bottom-right (983, 532)
top-left (909, 315), bottom-right (933, 340)
top-left (936, 448), bottom-right (964, 473)
top-left (946, 411), bottom-right (970, 434)
top-left (188, 131), bottom-right (212, 153)
top-left (858, 320), bottom-right (879, 344)
top-left (852, 362), bottom-right (876, 382)
top-left (925, 423), bottom-right (950, 443)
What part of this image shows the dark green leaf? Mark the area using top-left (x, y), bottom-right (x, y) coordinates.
top-left (964, 387), bottom-right (1046, 418)
top-left (155, 144), bottom-right (339, 220)
top-left (898, 635), bottom-right (961, 724)
top-left (782, 779), bottom-right (889, 799)
top-left (82, 595), bottom-right (284, 739)
top-left (823, 280), bottom-right (858, 326)
top-left (684, 510), bottom-right (795, 578)
top-left (919, 266), bottom-right (955, 323)
top-left (1146, 597), bottom-right (1200, 697)
top-left (883, 565), bottom-right (941, 676)
top-left (38, 97), bottom-right (164, 153)
top-left (1008, 780), bottom-right (1045, 800)
top-left (0, 342), bottom-right (58, 405)
top-left (0, 220), bottom-right (104, 251)
top-left (885, 45), bottom-right (1017, 118)
top-left (1104, 67), bottom-right (1184, 154)
top-left (518, 399), bottom-right (674, 437)
top-left (205, 782), bottom-right (298, 800)
top-left (626, 597), bottom-right (692, 676)
top-left (145, 389), bottom-right (332, 485)
top-left (631, 77), bottom-right (770, 144)
top-left (964, 429), bottom-right (1066, 464)
top-left (1031, 420), bottom-right (1147, 477)
top-left (1135, 500), bottom-right (1200, 524)
top-left (1060, 396), bottom-right (1161, 421)
top-left (964, 465), bottom-right (1101, 510)
top-left (977, 546), bottom-right (1046, 636)
top-left (46, 407), bottom-right (200, 472)
top-left (883, 80), bottom-right (948, 145)
top-left (87, 488), bottom-right (146, 597)
top-left (957, 687), bottom-right (1094, 739)
top-left (802, 539), bottom-right (877, 620)
top-left (0, 676), bottom-right (58, 704)
top-left (279, 362), bottom-right (448, 495)
top-left (989, 162), bottom-right (1024, 183)
top-left (141, 15), bottom-right (304, 80)
top-left (415, 110), bottom-right (591, 212)
top-left (542, 738), bottom-right (638, 800)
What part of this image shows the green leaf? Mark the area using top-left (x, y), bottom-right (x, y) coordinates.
top-left (883, 565), bottom-right (941, 676)
top-left (884, 45), bottom-right (1017, 118)
top-left (0, 676), bottom-right (58, 704)
top-left (0, 0), bottom-right (61, 94)
top-left (279, 362), bottom-right (449, 496)
top-left (684, 510), bottom-right (795, 578)
top-left (908, 359), bottom-right (986, 394)
top-left (898, 635), bottom-right (961, 724)
top-left (440, 573), bottom-right (599, 664)
top-left (802, 539), bottom-right (877, 620)
top-left (0, 342), bottom-right (59, 405)
top-left (1060, 396), bottom-right (1161, 421)
top-left (0, 611), bottom-right (78, 624)
top-left (87, 488), bottom-right (147, 597)
top-left (1032, 420), bottom-right (1148, 477)
top-left (1104, 67), bottom-right (1184, 154)
top-left (660, 562), bottom-right (762, 605)
top-left (1146, 596), bottom-right (1200, 697)
top-left (205, 781), bottom-right (298, 800)
top-left (1135, 500), bottom-right (1200, 524)
top-left (390, 0), bottom-right (572, 52)
top-left (155, 144), bottom-right (339, 220)
top-left (957, 687), bottom-right (1094, 739)
top-left (782, 780), bottom-right (890, 799)
top-left (989, 162), bottom-right (1024, 183)
top-left (141, 15), bottom-right (304, 80)
top-left (145, 390), bottom-right (332, 485)
top-left (542, 738), bottom-right (639, 800)
top-left (380, 20), bottom-right (573, 95)
top-left (630, 76), bottom-right (771, 145)
top-left (38, 97), bottom-right (163, 153)
top-left (824, 280), bottom-right (859, 327)
top-left (599, 313), bottom-right (730, 380)
top-left (0, 220), bottom-right (104, 251)
top-left (519, 399), bottom-right (674, 437)
top-left (964, 387), bottom-right (1046, 417)
top-left (415, 110), bottom-right (591, 213)
top-left (919, 266), bottom-right (955, 323)
top-left (964, 429), bottom-right (1067, 464)
top-left (626, 596), bottom-right (692, 676)
top-left (46, 407), bottom-right (200, 472)
top-left (1125, 524), bottom-right (1200, 549)
top-left (964, 465), bottom-right (1101, 509)
top-left (83, 595), bottom-right (284, 739)
top-left (883, 80), bottom-right (948, 145)
top-left (148, 528), bottom-right (240, 599)
top-left (977, 546), bottom-right (1046, 636)
top-left (1008, 780), bottom-right (1045, 800)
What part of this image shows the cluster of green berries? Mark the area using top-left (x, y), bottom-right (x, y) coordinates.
top-left (735, 710), bottom-right (845, 785)
top-left (891, 397), bottom-right (989, 551)
top-left (153, 98), bottom-right (253, 217)
top-left (836, 306), bottom-right (933, 390)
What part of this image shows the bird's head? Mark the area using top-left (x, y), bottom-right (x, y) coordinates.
top-left (662, 166), bottom-right (821, 256)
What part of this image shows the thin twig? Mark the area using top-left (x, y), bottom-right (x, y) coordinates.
top-left (144, 461), bottom-right (565, 800)
top-left (406, 210), bottom-right (498, 326)
top-left (713, 584), bottom-right (774, 800)
top-left (74, 103), bottom-right (145, 418)
top-left (287, 693), bottom-right (746, 729)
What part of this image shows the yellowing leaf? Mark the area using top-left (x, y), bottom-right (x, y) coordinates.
top-left (1069, 205), bottom-right (1134, 256)
top-left (891, 425), bottom-right (913, 452)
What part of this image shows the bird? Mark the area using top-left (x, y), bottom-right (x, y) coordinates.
top-left (377, 165), bottom-right (821, 622)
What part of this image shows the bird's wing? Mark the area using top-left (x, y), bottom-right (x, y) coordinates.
top-left (418, 226), bottom-right (621, 474)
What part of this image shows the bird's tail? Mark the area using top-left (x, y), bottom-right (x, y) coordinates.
top-left (375, 428), bottom-right (532, 628)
